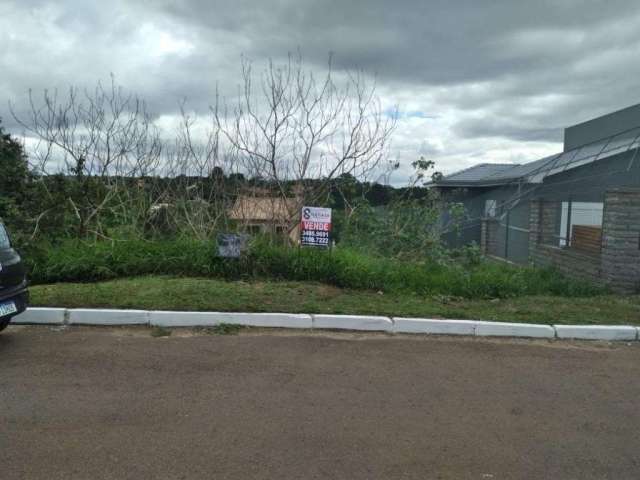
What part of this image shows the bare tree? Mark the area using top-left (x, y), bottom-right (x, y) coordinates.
top-left (11, 76), bottom-right (162, 239)
top-left (9, 56), bottom-right (397, 243)
top-left (151, 105), bottom-right (241, 240)
top-left (214, 54), bottom-right (396, 232)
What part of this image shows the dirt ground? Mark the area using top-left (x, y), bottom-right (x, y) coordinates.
top-left (2, 325), bottom-right (640, 479)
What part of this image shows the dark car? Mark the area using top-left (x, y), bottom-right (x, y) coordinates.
top-left (0, 221), bottom-right (28, 332)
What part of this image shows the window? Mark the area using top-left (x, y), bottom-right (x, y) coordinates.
top-left (484, 199), bottom-right (498, 218)
top-left (0, 223), bottom-right (10, 249)
top-left (559, 201), bottom-right (603, 247)
top-left (246, 225), bottom-right (262, 235)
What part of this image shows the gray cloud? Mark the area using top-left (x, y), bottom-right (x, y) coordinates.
top-left (3, 0), bottom-right (640, 179)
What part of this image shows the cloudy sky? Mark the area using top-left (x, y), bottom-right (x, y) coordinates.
top-left (2, 0), bottom-right (640, 183)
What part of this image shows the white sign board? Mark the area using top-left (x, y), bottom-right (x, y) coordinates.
top-left (217, 233), bottom-right (250, 258)
top-left (300, 206), bottom-right (332, 247)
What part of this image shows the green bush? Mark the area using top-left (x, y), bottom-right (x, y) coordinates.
top-left (22, 237), bottom-right (602, 299)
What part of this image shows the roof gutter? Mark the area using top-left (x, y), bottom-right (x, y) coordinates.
top-left (429, 179), bottom-right (521, 188)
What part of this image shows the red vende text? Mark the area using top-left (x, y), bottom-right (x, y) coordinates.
top-left (302, 221), bottom-right (331, 231)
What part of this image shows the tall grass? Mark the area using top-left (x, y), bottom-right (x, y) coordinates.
top-left (23, 238), bottom-right (602, 299)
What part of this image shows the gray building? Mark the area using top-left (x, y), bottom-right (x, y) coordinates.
top-left (431, 103), bottom-right (640, 292)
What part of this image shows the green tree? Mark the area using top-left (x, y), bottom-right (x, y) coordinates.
top-left (338, 157), bottom-right (463, 261)
top-left (0, 119), bottom-right (31, 230)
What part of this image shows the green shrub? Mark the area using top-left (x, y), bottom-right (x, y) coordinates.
top-left (22, 237), bottom-right (602, 299)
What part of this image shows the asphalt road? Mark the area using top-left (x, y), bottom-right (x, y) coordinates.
top-left (2, 326), bottom-right (640, 480)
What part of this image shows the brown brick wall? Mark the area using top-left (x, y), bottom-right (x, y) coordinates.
top-left (480, 218), bottom-right (500, 257)
top-left (528, 190), bottom-right (640, 293)
top-left (601, 189), bottom-right (640, 293)
top-left (530, 244), bottom-right (602, 281)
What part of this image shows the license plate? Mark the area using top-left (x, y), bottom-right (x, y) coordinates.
top-left (0, 301), bottom-right (17, 318)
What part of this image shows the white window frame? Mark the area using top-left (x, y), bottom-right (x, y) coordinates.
top-left (484, 199), bottom-right (498, 218)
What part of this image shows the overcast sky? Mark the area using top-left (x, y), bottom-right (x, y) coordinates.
top-left (2, 0), bottom-right (640, 183)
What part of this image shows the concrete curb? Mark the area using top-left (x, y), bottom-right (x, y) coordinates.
top-left (9, 308), bottom-right (640, 342)
top-left (150, 311), bottom-right (312, 329)
top-left (476, 321), bottom-right (555, 339)
top-left (68, 309), bottom-right (149, 326)
top-left (150, 311), bottom-right (224, 327)
top-left (312, 314), bottom-right (393, 332)
top-left (393, 318), bottom-right (477, 335)
top-left (11, 307), bottom-right (66, 325)
top-left (215, 313), bottom-right (312, 329)
top-left (554, 325), bottom-right (638, 341)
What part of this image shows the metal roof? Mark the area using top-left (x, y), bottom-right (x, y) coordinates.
top-left (432, 127), bottom-right (640, 188)
top-left (434, 163), bottom-right (516, 186)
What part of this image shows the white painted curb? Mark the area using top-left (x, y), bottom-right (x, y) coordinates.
top-left (208, 313), bottom-right (312, 329)
top-left (150, 311), bottom-right (223, 327)
top-left (393, 318), bottom-right (477, 335)
top-left (554, 325), bottom-right (638, 341)
top-left (12, 307), bottom-right (66, 325)
top-left (68, 309), bottom-right (149, 326)
top-left (9, 308), bottom-right (640, 342)
top-left (312, 314), bottom-right (393, 332)
top-left (475, 321), bottom-right (555, 339)
top-left (150, 312), bottom-right (311, 329)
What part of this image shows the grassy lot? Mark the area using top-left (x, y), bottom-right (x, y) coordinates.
top-left (30, 276), bottom-right (640, 325)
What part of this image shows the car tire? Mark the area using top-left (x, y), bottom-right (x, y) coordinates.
top-left (0, 317), bottom-right (11, 332)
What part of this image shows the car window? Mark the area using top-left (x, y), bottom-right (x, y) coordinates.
top-left (0, 223), bottom-right (11, 249)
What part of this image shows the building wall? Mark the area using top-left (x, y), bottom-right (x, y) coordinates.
top-left (439, 186), bottom-right (494, 248)
top-left (601, 189), bottom-right (640, 292)
top-left (534, 150), bottom-right (640, 203)
top-left (530, 244), bottom-right (602, 281)
top-left (480, 218), bottom-right (500, 257)
top-left (528, 200), bottom-right (601, 282)
top-left (528, 189), bottom-right (640, 293)
top-left (449, 149), bottom-right (640, 274)
top-left (564, 103), bottom-right (640, 151)
top-left (494, 199), bottom-right (530, 264)
top-left (440, 184), bottom-right (527, 257)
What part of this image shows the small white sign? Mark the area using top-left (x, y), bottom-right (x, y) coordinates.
top-left (0, 301), bottom-right (18, 318)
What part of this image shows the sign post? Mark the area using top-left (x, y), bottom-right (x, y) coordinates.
top-left (300, 206), bottom-right (332, 248)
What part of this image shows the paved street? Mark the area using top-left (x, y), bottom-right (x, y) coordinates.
top-left (2, 326), bottom-right (640, 479)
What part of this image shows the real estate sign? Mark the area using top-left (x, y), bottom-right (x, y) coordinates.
top-left (300, 206), bottom-right (332, 247)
